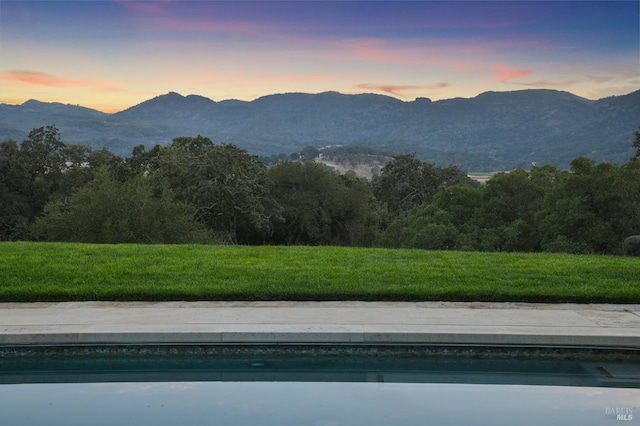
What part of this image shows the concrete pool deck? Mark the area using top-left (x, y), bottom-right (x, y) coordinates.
top-left (1, 301), bottom-right (640, 349)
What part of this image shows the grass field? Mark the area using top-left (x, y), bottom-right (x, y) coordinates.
top-left (0, 242), bottom-right (638, 303)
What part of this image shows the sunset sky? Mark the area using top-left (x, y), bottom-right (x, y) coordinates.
top-left (1, 0), bottom-right (638, 113)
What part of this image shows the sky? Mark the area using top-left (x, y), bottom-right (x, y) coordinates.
top-left (0, 1), bottom-right (638, 113)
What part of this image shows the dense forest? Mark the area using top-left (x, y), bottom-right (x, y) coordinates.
top-left (2, 126), bottom-right (639, 255)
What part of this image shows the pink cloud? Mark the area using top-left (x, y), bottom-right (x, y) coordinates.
top-left (2, 70), bottom-right (85, 88)
top-left (492, 65), bottom-right (533, 82)
top-left (355, 82), bottom-right (450, 97)
top-left (0, 70), bottom-right (145, 95)
top-left (340, 38), bottom-right (551, 71)
top-left (340, 38), bottom-right (469, 71)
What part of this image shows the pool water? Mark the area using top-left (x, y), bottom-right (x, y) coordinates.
top-left (1, 345), bottom-right (638, 425)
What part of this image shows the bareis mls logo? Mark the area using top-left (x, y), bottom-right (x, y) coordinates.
top-left (606, 407), bottom-right (634, 421)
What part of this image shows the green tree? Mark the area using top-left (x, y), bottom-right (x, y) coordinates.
top-left (0, 140), bottom-right (31, 240)
top-left (372, 154), bottom-right (469, 219)
top-left (84, 148), bottom-right (127, 182)
top-left (376, 182), bottom-right (477, 250)
top-left (473, 168), bottom-right (551, 251)
top-left (377, 166), bottom-right (559, 252)
top-left (267, 161), bottom-right (380, 245)
top-left (156, 136), bottom-right (278, 244)
top-left (330, 172), bottom-right (382, 246)
top-left (21, 126), bottom-right (67, 174)
top-left (268, 161), bottom-right (340, 245)
top-left (57, 143), bottom-right (96, 197)
top-left (20, 126), bottom-right (68, 216)
top-left (0, 126), bottom-right (94, 240)
top-left (376, 204), bottom-right (459, 250)
top-left (31, 169), bottom-right (215, 244)
top-left (539, 157), bottom-right (640, 254)
top-left (122, 144), bottom-right (162, 179)
top-left (632, 128), bottom-right (640, 161)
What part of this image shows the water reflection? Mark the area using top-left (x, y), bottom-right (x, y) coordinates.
top-left (1, 349), bottom-right (638, 425)
top-left (0, 381), bottom-right (637, 426)
top-left (2, 351), bottom-right (639, 387)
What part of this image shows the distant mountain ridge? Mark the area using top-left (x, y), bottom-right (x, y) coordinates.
top-left (1, 89), bottom-right (638, 171)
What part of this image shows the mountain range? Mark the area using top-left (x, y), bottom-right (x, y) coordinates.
top-left (1, 89), bottom-right (638, 171)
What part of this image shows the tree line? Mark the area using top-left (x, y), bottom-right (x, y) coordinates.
top-left (2, 126), bottom-right (639, 254)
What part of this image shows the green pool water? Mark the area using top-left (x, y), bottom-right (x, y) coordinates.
top-left (1, 345), bottom-right (638, 425)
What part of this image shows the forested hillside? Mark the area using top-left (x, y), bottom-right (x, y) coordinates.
top-left (1, 89), bottom-right (638, 170)
top-left (2, 125), bottom-right (639, 255)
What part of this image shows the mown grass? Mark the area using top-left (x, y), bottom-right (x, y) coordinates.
top-left (0, 242), bottom-right (638, 303)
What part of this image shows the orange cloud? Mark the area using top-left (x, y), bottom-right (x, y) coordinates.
top-left (355, 82), bottom-right (450, 97)
top-left (492, 65), bottom-right (533, 82)
top-left (1, 70), bottom-right (144, 94)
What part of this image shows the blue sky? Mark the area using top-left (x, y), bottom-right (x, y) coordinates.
top-left (1, 1), bottom-right (638, 112)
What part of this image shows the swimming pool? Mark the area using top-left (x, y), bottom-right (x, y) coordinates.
top-left (1, 345), bottom-right (638, 425)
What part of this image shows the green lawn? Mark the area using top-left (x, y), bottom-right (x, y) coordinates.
top-left (0, 242), bottom-right (638, 303)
